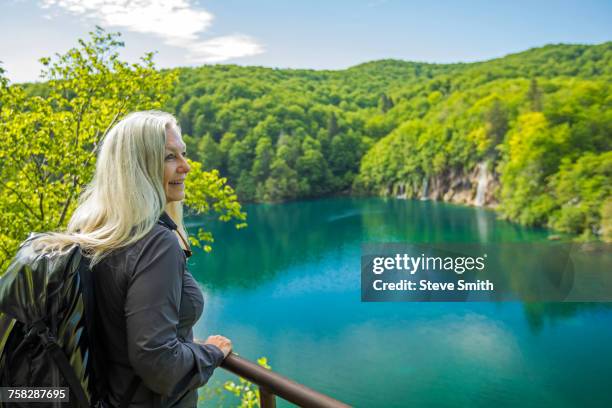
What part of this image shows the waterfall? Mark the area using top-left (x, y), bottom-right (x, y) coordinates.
top-left (397, 183), bottom-right (407, 199)
top-left (475, 161), bottom-right (488, 207)
top-left (420, 176), bottom-right (429, 201)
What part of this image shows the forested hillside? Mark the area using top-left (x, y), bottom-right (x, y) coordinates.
top-left (165, 42), bottom-right (611, 241)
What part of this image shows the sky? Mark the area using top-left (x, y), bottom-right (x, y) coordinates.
top-left (1, 0), bottom-right (611, 83)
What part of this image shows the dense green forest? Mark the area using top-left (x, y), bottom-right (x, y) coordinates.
top-left (162, 43), bottom-right (611, 241)
top-left (18, 41), bottom-right (611, 241)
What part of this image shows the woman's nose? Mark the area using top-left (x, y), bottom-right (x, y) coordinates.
top-left (179, 157), bottom-right (191, 173)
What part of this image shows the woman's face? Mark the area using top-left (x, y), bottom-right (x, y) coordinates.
top-left (163, 125), bottom-right (190, 203)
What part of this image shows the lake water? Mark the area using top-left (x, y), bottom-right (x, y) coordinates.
top-left (188, 197), bottom-right (612, 407)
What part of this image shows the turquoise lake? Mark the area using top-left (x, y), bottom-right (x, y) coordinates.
top-left (188, 197), bottom-right (612, 407)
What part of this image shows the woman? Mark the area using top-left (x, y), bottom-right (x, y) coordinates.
top-left (35, 110), bottom-right (231, 407)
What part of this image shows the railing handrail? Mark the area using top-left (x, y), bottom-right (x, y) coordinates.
top-left (220, 353), bottom-right (351, 408)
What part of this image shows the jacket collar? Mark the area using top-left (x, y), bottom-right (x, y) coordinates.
top-left (158, 211), bottom-right (192, 258)
top-left (158, 211), bottom-right (177, 231)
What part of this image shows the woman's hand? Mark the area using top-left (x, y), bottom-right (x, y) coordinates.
top-left (200, 335), bottom-right (232, 358)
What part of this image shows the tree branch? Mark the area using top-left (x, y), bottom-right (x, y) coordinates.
top-left (38, 192), bottom-right (45, 223)
top-left (57, 175), bottom-right (79, 228)
top-left (86, 99), bottom-right (129, 167)
top-left (74, 86), bottom-right (96, 150)
top-left (0, 180), bottom-right (38, 226)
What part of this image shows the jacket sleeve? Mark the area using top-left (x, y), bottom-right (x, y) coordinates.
top-left (124, 229), bottom-right (225, 396)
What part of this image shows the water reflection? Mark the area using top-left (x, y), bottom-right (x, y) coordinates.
top-left (190, 198), bottom-right (612, 407)
top-left (523, 302), bottom-right (612, 333)
top-left (190, 198), bottom-right (554, 290)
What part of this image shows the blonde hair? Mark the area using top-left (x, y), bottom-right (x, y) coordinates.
top-left (34, 110), bottom-right (188, 265)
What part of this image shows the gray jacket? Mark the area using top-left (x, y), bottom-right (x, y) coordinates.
top-left (93, 214), bottom-right (224, 407)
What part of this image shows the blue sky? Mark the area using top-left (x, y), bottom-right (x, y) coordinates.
top-left (1, 0), bottom-right (611, 83)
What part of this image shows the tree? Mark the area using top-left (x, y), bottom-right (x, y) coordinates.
top-left (296, 136), bottom-right (331, 196)
top-left (485, 99), bottom-right (508, 155)
top-left (329, 131), bottom-right (363, 181)
top-left (197, 134), bottom-right (223, 171)
top-left (548, 152), bottom-right (612, 239)
top-left (264, 157), bottom-right (300, 200)
top-left (378, 93), bottom-right (394, 113)
top-left (228, 140), bottom-right (251, 180)
top-left (193, 114), bottom-right (207, 137)
top-left (276, 133), bottom-right (301, 168)
top-left (252, 137), bottom-right (274, 182)
top-left (327, 113), bottom-right (339, 137)
top-left (527, 78), bottom-right (543, 111)
top-left (497, 112), bottom-right (562, 225)
top-left (0, 28), bottom-right (245, 272)
top-left (236, 170), bottom-right (256, 201)
top-left (178, 98), bottom-right (198, 135)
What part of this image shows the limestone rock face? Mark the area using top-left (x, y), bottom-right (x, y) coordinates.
top-left (393, 161), bottom-right (499, 208)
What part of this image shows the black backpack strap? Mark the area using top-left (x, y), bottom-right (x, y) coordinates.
top-left (33, 321), bottom-right (90, 408)
top-left (80, 255), bottom-right (142, 408)
top-left (78, 255), bottom-right (108, 403)
top-left (120, 375), bottom-right (142, 408)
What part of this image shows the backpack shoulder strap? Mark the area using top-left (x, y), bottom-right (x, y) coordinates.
top-left (32, 320), bottom-right (90, 408)
top-left (120, 376), bottom-right (142, 408)
top-left (83, 254), bottom-right (142, 407)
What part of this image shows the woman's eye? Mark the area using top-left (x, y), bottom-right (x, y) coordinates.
top-left (182, 152), bottom-right (187, 157)
top-left (165, 154), bottom-right (175, 161)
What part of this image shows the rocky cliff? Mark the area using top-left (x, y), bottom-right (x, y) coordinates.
top-left (392, 161), bottom-right (499, 208)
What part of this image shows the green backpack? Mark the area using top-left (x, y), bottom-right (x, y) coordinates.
top-left (0, 234), bottom-right (140, 408)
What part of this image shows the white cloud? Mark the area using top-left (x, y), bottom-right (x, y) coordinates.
top-left (188, 34), bottom-right (264, 63)
top-left (39, 0), bottom-right (264, 63)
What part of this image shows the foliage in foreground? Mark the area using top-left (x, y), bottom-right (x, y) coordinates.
top-left (197, 357), bottom-right (271, 408)
top-left (0, 28), bottom-right (246, 272)
top-left (223, 357), bottom-right (272, 408)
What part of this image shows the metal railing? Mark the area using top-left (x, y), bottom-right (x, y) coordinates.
top-left (220, 353), bottom-right (351, 408)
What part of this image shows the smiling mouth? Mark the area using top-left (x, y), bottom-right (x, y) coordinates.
top-left (169, 180), bottom-right (184, 185)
